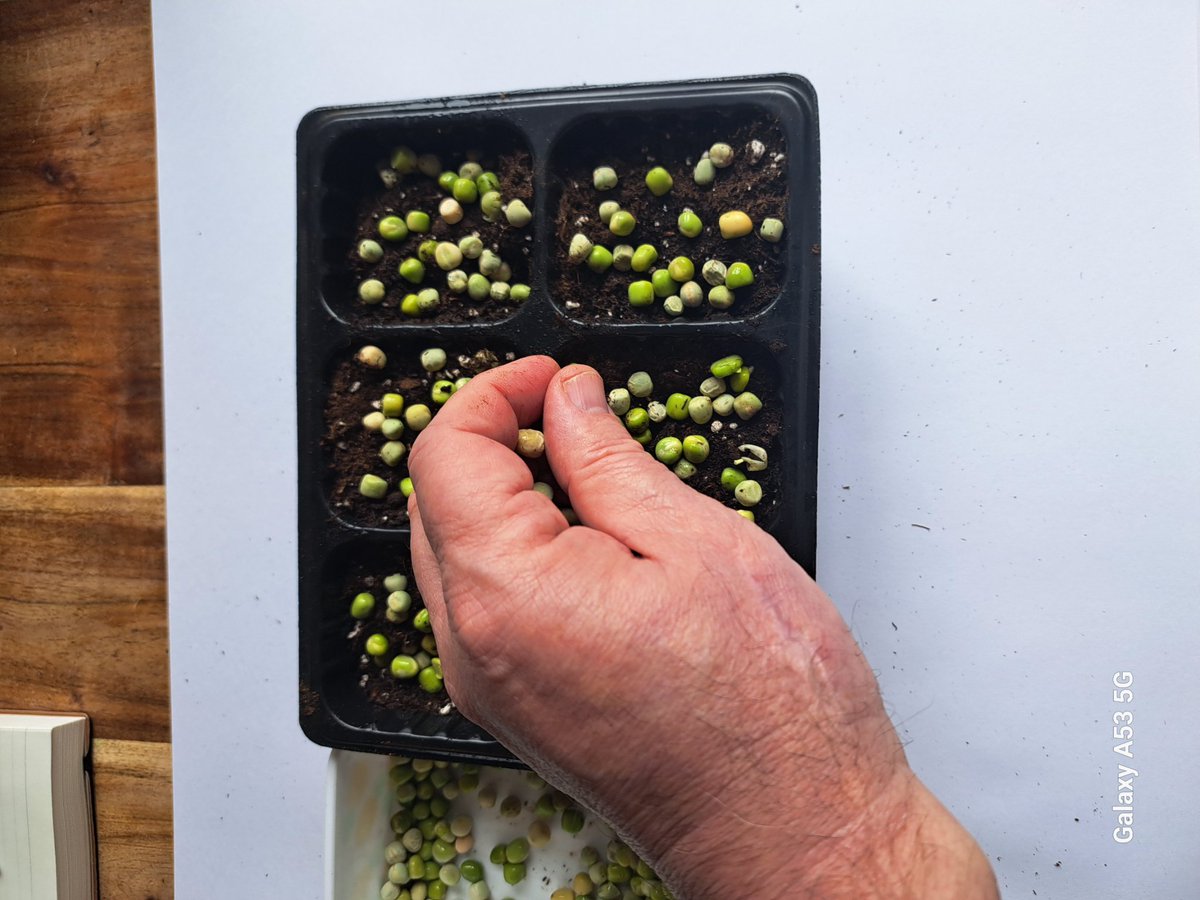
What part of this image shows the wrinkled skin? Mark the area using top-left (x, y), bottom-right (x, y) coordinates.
top-left (408, 358), bottom-right (998, 900)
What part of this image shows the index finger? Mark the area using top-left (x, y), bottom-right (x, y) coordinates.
top-left (407, 355), bottom-right (564, 560)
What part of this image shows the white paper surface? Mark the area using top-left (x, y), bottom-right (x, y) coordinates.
top-left (154, 1), bottom-right (1200, 897)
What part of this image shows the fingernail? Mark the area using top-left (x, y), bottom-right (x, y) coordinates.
top-left (563, 369), bottom-right (607, 412)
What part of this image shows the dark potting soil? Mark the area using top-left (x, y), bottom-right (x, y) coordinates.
top-left (345, 148), bottom-right (534, 325)
top-left (552, 117), bottom-right (788, 321)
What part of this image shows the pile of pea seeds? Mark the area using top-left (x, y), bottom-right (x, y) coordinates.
top-left (352, 145), bottom-right (534, 320)
top-left (374, 759), bottom-right (674, 900)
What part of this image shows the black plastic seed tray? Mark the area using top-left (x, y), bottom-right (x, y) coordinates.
top-left (297, 74), bottom-right (820, 765)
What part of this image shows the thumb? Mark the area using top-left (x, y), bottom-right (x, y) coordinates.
top-left (542, 364), bottom-right (739, 557)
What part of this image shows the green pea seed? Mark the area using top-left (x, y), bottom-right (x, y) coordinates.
top-left (760, 217), bottom-right (784, 242)
top-left (713, 393), bottom-right (736, 416)
top-left (709, 142), bottom-right (734, 167)
top-left (650, 269), bottom-right (676, 298)
top-left (735, 479), bottom-right (763, 507)
top-left (405, 210), bottom-right (431, 233)
top-left (725, 261), bottom-right (754, 289)
top-left (387, 590), bottom-right (411, 614)
top-left (609, 210), bottom-right (636, 236)
top-left (593, 166), bottom-right (618, 190)
top-left (587, 245), bottom-right (613, 273)
top-left (510, 283), bottom-right (531, 302)
top-left (458, 160), bottom-right (483, 180)
top-left (627, 371), bottom-right (653, 398)
top-left (663, 295), bottom-right (684, 316)
top-left (607, 388), bottom-right (631, 415)
top-left (404, 404), bottom-right (432, 431)
top-left (504, 199), bottom-right (532, 227)
top-left (399, 477), bottom-right (414, 497)
top-left (698, 376), bottom-right (726, 398)
top-left (644, 166), bottom-right (673, 196)
top-left (708, 285), bottom-right (734, 309)
top-left (451, 177), bottom-right (478, 204)
top-left (680, 281), bottom-right (704, 307)
top-left (391, 655), bottom-right (419, 678)
top-left (362, 411), bottom-right (385, 431)
top-left (359, 279), bottom-right (386, 304)
top-left (379, 216), bottom-right (409, 241)
top-left (395, 293), bottom-right (416, 317)
top-left (693, 157), bottom-right (716, 185)
top-left (480, 190), bottom-right (503, 220)
top-left (682, 435), bottom-right (710, 463)
top-left (730, 365), bottom-right (753, 392)
top-left (678, 208), bottom-right (702, 237)
top-left (460, 859), bottom-right (484, 883)
top-left (479, 249), bottom-right (502, 276)
top-left (358, 239), bottom-right (384, 262)
top-left (624, 408), bottom-right (649, 434)
top-left (437, 171), bottom-right (458, 192)
top-left (612, 244), bottom-right (634, 271)
top-left (359, 474), bottom-right (388, 499)
top-left (365, 633), bottom-right (389, 656)
top-left (568, 233), bottom-right (593, 265)
top-left (673, 460), bottom-right (696, 480)
top-left (667, 256), bottom-right (694, 282)
top-left (734, 392), bottom-right (763, 419)
top-left (350, 592), bottom-right (375, 619)
top-left (628, 280), bottom-right (654, 307)
top-left (489, 281), bottom-right (510, 302)
top-left (665, 393), bottom-right (691, 420)
top-left (500, 795), bottom-right (522, 818)
top-left (631, 244), bottom-right (658, 272)
top-left (701, 259), bottom-right (727, 286)
top-left (431, 380), bottom-right (455, 404)
top-left (468, 882), bottom-right (490, 900)
top-left (503, 863), bottom-right (526, 885)
top-left (418, 666), bottom-right (443, 693)
top-left (528, 819), bottom-right (552, 848)
top-left (476, 171), bottom-right (501, 195)
top-left (417, 239), bottom-right (439, 263)
top-left (390, 146), bottom-right (416, 174)
top-left (654, 437), bottom-right (683, 464)
top-left (711, 355), bottom-right (744, 378)
top-left (458, 234), bottom-right (484, 258)
top-left (721, 467), bottom-right (747, 490)
top-left (489, 844), bottom-right (505, 865)
top-left (434, 242), bottom-right (463, 271)
top-left (398, 258), bottom-right (425, 284)
top-left (687, 395), bottom-right (713, 424)
top-left (417, 288), bottom-right (440, 313)
top-left (380, 441), bottom-right (407, 467)
top-left (505, 838), bottom-right (529, 864)
top-left (598, 200), bottom-right (621, 224)
top-left (459, 272), bottom-right (488, 302)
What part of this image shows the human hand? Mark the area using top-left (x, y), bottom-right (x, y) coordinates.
top-left (407, 357), bottom-right (997, 899)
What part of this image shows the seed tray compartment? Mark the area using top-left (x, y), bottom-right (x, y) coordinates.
top-left (298, 74), bottom-right (820, 764)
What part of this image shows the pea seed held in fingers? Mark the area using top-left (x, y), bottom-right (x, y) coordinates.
top-left (516, 428), bottom-right (545, 458)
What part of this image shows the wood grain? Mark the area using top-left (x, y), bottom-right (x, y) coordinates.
top-left (92, 738), bottom-right (173, 900)
top-left (0, 0), bottom-right (163, 486)
top-left (0, 486), bottom-right (169, 743)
